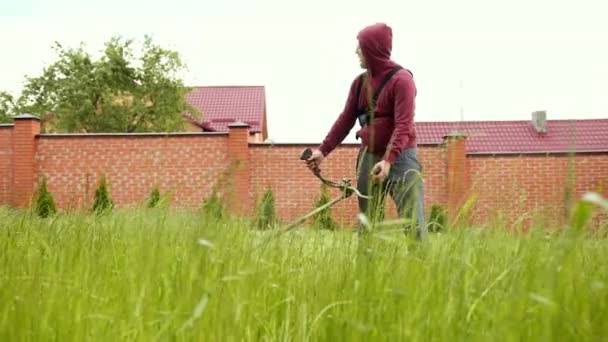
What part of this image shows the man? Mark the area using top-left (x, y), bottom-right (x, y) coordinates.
top-left (305, 23), bottom-right (427, 240)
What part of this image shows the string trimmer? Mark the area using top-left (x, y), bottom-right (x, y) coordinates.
top-left (281, 148), bottom-right (371, 231)
top-left (255, 148), bottom-right (371, 248)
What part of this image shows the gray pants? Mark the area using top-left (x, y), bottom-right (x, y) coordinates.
top-left (356, 147), bottom-right (428, 240)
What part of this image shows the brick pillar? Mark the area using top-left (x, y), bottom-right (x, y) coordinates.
top-left (12, 114), bottom-right (40, 207)
top-left (227, 122), bottom-right (252, 216)
top-left (444, 133), bottom-right (469, 220)
top-left (0, 123), bottom-right (14, 206)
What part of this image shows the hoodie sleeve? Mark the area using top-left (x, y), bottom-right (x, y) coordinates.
top-left (383, 74), bottom-right (416, 164)
top-left (318, 77), bottom-right (360, 156)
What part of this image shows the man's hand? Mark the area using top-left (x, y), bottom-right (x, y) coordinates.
top-left (306, 149), bottom-right (325, 172)
top-left (371, 160), bottom-right (391, 183)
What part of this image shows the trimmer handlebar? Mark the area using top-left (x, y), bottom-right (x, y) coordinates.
top-left (300, 148), bottom-right (370, 199)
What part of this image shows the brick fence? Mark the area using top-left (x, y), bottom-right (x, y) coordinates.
top-left (1, 115), bottom-right (607, 226)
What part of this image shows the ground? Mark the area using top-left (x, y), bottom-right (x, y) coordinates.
top-left (1, 207), bottom-right (607, 341)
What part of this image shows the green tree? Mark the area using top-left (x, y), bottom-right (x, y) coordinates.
top-left (147, 186), bottom-right (162, 209)
top-left (0, 91), bottom-right (16, 124)
top-left (313, 185), bottom-right (338, 230)
top-left (201, 192), bottom-right (225, 221)
top-left (428, 204), bottom-right (447, 233)
top-left (92, 176), bottom-right (114, 214)
top-left (15, 36), bottom-right (198, 133)
top-left (254, 187), bottom-right (278, 230)
top-left (34, 177), bottom-right (57, 218)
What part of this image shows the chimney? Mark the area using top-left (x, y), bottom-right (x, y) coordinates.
top-left (532, 110), bottom-right (547, 133)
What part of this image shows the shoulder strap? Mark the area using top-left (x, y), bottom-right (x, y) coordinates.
top-left (355, 66), bottom-right (402, 111)
top-left (355, 72), bottom-right (366, 110)
top-left (371, 66), bottom-right (403, 108)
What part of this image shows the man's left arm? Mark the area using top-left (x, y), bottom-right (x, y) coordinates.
top-left (383, 75), bottom-right (417, 164)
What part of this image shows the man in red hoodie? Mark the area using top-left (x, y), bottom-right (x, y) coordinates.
top-left (305, 23), bottom-right (427, 240)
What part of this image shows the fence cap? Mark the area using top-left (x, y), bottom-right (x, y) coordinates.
top-left (443, 132), bottom-right (468, 140)
top-left (228, 121), bottom-right (250, 129)
top-left (13, 113), bottom-right (40, 121)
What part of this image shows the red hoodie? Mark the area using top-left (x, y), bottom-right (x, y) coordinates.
top-left (318, 23), bottom-right (417, 164)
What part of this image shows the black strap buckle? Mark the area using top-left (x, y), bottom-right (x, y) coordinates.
top-left (357, 111), bottom-right (370, 127)
top-left (355, 66), bottom-right (403, 128)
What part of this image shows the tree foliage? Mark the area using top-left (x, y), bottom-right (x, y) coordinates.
top-left (0, 91), bottom-right (16, 124)
top-left (7, 36), bottom-right (197, 132)
top-left (34, 177), bottom-right (57, 218)
top-left (254, 187), bottom-right (278, 230)
top-left (313, 185), bottom-right (338, 230)
top-left (92, 175), bottom-right (114, 214)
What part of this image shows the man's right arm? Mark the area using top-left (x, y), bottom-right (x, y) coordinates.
top-left (318, 77), bottom-right (360, 156)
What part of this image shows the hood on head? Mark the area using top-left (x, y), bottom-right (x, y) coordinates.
top-left (357, 23), bottom-right (400, 86)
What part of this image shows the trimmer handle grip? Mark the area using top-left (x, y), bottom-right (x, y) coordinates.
top-left (300, 147), bottom-right (313, 161)
top-left (300, 147), bottom-right (321, 175)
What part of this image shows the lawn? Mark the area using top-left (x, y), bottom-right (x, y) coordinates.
top-left (1, 207), bottom-right (607, 341)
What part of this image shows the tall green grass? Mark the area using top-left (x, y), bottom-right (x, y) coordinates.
top-left (1, 207), bottom-right (607, 341)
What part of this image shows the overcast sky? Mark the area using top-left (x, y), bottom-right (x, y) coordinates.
top-left (1, 0), bottom-right (607, 142)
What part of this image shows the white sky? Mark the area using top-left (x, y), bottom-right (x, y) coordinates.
top-left (1, 0), bottom-right (607, 142)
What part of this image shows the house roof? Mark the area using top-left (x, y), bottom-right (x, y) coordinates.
top-left (185, 86), bottom-right (266, 133)
top-left (416, 119), bottom-right (608, 154)
top-left (182, 86), bottom-right (606, 154)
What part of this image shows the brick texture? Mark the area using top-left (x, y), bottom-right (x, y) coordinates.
top-left (0, 126), bottom-right (13, 205)
top-left (249, 144), bottom-right (447, 226)
top-left (421, 144), bottom-right (448, 208)
top-left (468, 153), bottom-right (608, 225)
top-left (446, 136), bottom-right (469, 219)
top-left (226, 125), bottom-right (252, 216)
top-left (1, 122), bottom-right (606, 227)
top-left (34, 134), bottom-right (229, 209)
top-left (12, 119), bottom-right (40, 207)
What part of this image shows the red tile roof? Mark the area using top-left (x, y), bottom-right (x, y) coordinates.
top-left (185, 86), bottom-right (266, 133)
top-left (416, 119), bottom-right (608, 154)
top-left (182, 86), bottom-right (606, 154)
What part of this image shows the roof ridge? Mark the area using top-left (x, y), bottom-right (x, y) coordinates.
top-left (417, 118), bottom-right (608, 124)
top-left (188, 85), bottom-right (265, 89)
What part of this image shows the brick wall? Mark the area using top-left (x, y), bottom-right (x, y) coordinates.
top-left (420, 144), bottom-right (448, 208)
top-left (1, 118), bottom-right (607, 227)
top-left (445, 135), bottom-right (469, 219)
top-left (226, 123), bottom-right (252, 216)
top-left (12, 116), bottom-right (40, 207)
top-left (468, 153), bottom-right (608, 225)
top-left (0, 125), bottom-right (13, 205)
top-left (35, 133), bottom-right (228, 209)
top-left (250, 144), bottom-right (446, 226)
top-left (250, 144), bottom-right (361, 227)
